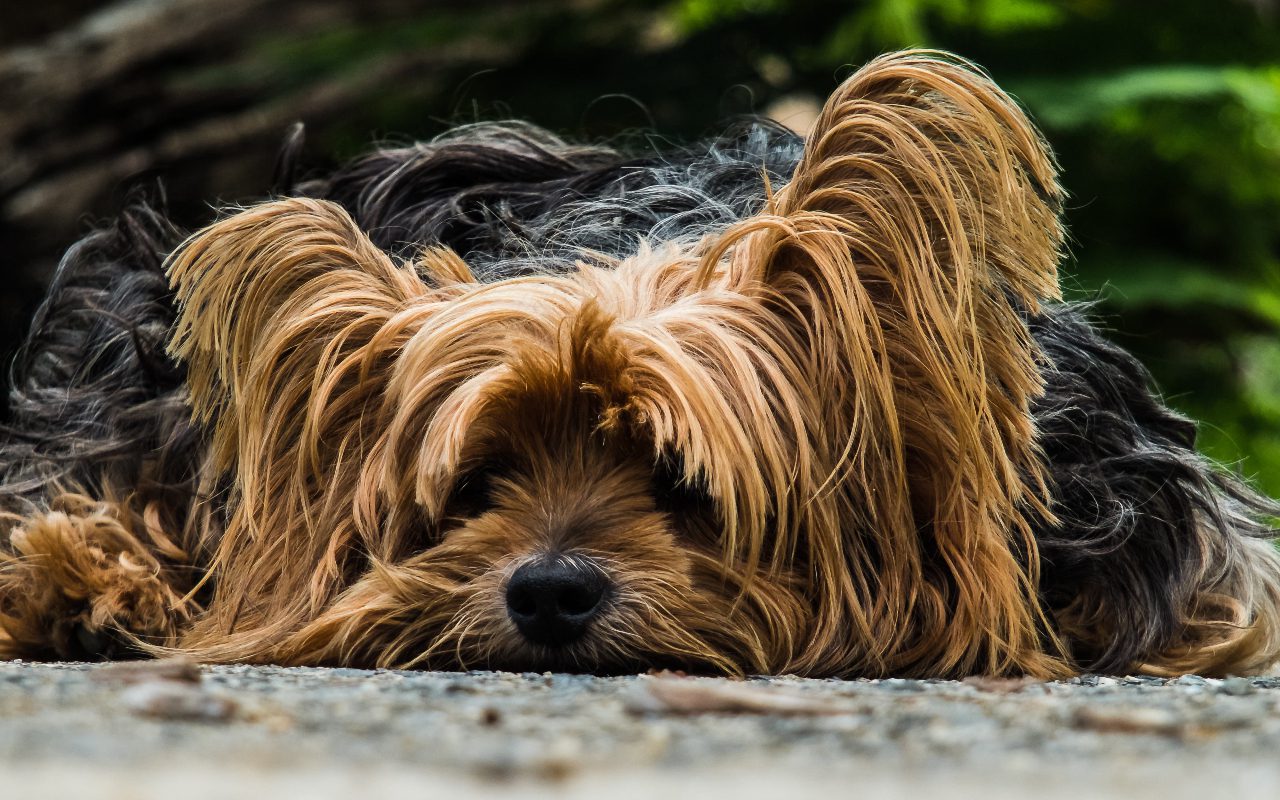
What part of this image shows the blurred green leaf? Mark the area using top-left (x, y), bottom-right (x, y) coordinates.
top-left (1069, 253), bottom-right (1280, 327)
top-left (974, 0), bottom-right (1065, 33)
top-left (668, 0), bottom-right (787, 32)
top-left (1013, 65), bottom-right (1280, 129)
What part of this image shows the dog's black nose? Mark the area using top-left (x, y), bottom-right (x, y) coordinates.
top-left (506, 557), bottom-right (608, 647)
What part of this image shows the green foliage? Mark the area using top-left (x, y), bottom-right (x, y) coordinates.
top-left (669, 0), bottom-right (788, 31)
top-left (816, 0), bottom-right (1063, 58)
top-left (672, 0), bottom-right (1066, 62)
top-left (1008, 62), bottom-right (1280, 492)
top-left (661, 0), bottom-right (1280, 494)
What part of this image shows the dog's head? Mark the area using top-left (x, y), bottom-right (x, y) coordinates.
top-left (167, 51), bottom-right (1068, 677)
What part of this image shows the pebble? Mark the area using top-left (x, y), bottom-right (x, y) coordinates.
top-left (878, 679), bottom-right (927, 693)
top-left (91, 658), bottom-right (201, 685)
top-left (120, 680), bottom-right (238, 721)
top-left (1220, 677), bottom-right (1256, 696)
top-left (1072, 706), bottom-right (1183, 736)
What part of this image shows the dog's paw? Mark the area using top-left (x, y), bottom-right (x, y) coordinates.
top-left (0, 499), bottom-right (194, 659)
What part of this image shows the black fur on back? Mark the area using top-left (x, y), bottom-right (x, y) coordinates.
top-left (0, 198), bottom-right (200, 535)
top-left (1029, 305), bottom-right (1280, 671)
top-left (3, 120), bottom-right (1276, 673)
top-left (297, 120), bottom-right (805, 280)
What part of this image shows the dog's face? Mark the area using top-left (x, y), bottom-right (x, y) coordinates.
top-left (273, 250), bottom-right (816, 673)
top-left (361, 375), bottom-right (810, 674)
top-left (168, 52), bottom-right (1071, 678)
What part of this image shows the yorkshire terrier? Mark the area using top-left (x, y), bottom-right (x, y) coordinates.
top-left (2, 51), bottom-right (1278, 678)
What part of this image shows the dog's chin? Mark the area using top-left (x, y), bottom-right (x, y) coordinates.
top-left (396, 602), bottom-right (734, 675)
top-left (478, 645), bottom-right (645, 675)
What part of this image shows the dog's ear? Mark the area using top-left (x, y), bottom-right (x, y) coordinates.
top-left (167, 198), bottom-right (460, 650)
top-left (168, 198), bottom-right (432, 472)
top-left (703, 51), bottom-right (1067, 676)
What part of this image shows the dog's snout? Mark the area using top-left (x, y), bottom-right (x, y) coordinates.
top-left (506, 556), bottom-right (608, 647)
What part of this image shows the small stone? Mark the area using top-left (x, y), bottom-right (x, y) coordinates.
top-left (1174, 675), bottom-right (1209, 687)
top-left (1221, 677), bottom-right (1256, 696)
top-left (629, 676), bottom-right (862, 716)
top-left (92, 657), bottom-right (201, 685)
top-left (962, 676), bottom-right (1042, 694)
top-left (879, 679), bottom-right (926, 693)
top-left (1072, 705), bottom-right (1183, 736)
top-left (120, 680), bottom-right (237, 721)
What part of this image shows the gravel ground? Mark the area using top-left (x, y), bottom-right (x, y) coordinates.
top-left (2, 662), bottom-right (1280, 799)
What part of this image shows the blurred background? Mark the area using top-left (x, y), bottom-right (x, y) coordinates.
top-left (2, 0), bottom-right (1278, 493)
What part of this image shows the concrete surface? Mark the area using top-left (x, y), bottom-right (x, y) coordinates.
top-left (2, 662), bottom-right (1279, 799)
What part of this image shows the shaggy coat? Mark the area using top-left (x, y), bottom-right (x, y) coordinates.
top-left (1, 51), bottom-right (1278, 677)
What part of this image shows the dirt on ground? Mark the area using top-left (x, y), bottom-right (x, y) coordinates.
top-left (2, 661), bottom-right (1279, 799)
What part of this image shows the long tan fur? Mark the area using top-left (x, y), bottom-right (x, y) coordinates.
top-left (8, 50), bottom-right (1276, 678)
top-left (696, 50), bottom-right (1069, 676)
top-left (151, 51), bottom-right (1069, 675)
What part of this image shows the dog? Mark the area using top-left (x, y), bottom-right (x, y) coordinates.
top-left (1, 50), bottom-right (1277, 678)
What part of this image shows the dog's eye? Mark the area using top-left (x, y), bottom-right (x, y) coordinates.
top-left (651, 456), bottom-right (711, 515)
top-left (447, 464), bottom-right (499, 518)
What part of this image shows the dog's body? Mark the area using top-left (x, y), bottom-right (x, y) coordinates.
top-left (1, 52), bottom-right (1278, 677)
